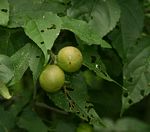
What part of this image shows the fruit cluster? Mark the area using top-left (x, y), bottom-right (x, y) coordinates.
top-left (39, 46), bottom-right (83, 93)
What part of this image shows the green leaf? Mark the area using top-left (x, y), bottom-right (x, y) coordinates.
top-left (17, 106), bottom-right (49, 132)
top-left (49, 73), bottom-right (105, 127)
top-left (80, 45), bottom-right (113, 82)
top-left (0, 0), bottom-right (9, 26)
top-left (10, 44), bottom-right (32, 85)
top-left (0, 81), bottom-right (11, 99)
top-left (122, 37), bottom-right (150, 112)
top-left (119, 0), bottom-right (144, 59)
top-left (61, 17), bottom-right (111, 48)
top-left (8, 0), bottom-right (66, 28)
top-left (24, 12), bottom-right (62, 63)
top-left (67, 0), bottom-right (120, 37)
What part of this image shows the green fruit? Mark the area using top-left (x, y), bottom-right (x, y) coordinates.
top-left (76, 123), bottom-right (93, 132)
top-left (39, 65), bottom-right (65, 93)
top-left (57, 46), bottom-right (83, 72)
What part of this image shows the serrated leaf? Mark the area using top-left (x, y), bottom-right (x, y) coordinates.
top-left (10, 44), bottom-right (32, 85)
top-left (17, 106), bottom-right (49, 132)
top-left (119, 0), bottom-right (144, 59)
top-left (121, 37), bottom-right (150, 112)
top-left (67, 0), bottom-right (120, 37)
top-left (24, 12), bottom-right (62, 63)
top-left (80, 45), bottom-right (113, 82)
top-left (61, 17), bottom-right (111, 48)
top-left (49, 73), bottom-right (105, 127)
top-left (0, 0), bottom-right (9, 26)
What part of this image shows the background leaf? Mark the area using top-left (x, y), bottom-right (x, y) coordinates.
top-left (17, 106), bottom-right (49, 132)
top-left (113, 0), bottom-right (144, 60)
top-left (67, 0), bottom-right (120, 37)
top-left (122, 37), bottom-right (150, 112)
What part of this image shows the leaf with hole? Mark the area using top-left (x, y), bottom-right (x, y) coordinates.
top-left (121, 37), bottom-right (150, 113)
top-left (0, 0), bottom-right (9, 26)
top-left (24, 12), bottom-right (62, 63)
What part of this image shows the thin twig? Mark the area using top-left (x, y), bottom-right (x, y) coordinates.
top-left (35, 102), bottom-right (68, 115)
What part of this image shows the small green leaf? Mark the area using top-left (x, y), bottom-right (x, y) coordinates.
top-left (0, 81), bottom-right (11, 99)
top-left (24, 12), bottom-right (62, 63)
top-left (61, 17), bottom-right (111, 48)
top-left (0, 0), bottom-right (9, 26)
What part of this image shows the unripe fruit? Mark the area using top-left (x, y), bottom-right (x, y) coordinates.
top-left (76, 123), bottom-right (93, 132)
top-left (39, 65), bottom-right (65, 93)
top-left (57, 46), bottom-right (83, 72)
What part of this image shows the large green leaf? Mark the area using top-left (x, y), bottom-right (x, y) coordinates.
top-left (24, 12), bottom-right (62, 63)
top-left (67, 0), bottom-right (120, 37)
top-left (122, 37), bottom-right (150, 112)
top-left (8, 0), bottom-right (66, 28)
top-left (49, 73), bottom-right (105, 127)
top-left (61, 17), bottom-right (111, 48)
top-left (0, 0), bottom-right (9, 26)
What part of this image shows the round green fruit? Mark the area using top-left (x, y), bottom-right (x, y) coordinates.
top-left (39, 65), bottom-right (65, 93)
top-left (76, 123), bottom-right (93, 132)
top-left (57, 46), bottom-right (83, 72)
